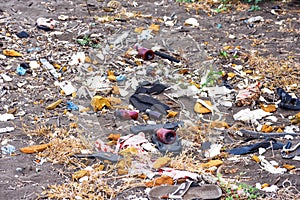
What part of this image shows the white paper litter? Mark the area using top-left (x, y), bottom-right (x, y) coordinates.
top-left (69, 52), bottom-right (85, 65)
top-left (233, 108), bottom-right (272, 123)
top-left (1, 74), bottom-right (12, 82)
top-left (56, 81), bottom-right (77, 96)
top-left (0, 127), bottom-right (15, 134)
top-left (0, 114), bottom-right (15, 122)
top-left (184, 18), bottom-right (199, 27)
top-left (204, 144), bottom-right (222, 158)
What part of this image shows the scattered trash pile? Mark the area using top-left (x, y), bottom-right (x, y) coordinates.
top-left (1, 0), bottom-right (300, 200)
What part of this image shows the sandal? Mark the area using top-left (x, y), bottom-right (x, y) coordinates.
top-left (277, 88), bottom-right (300, 110)
top-left (148, 181), bottom-right (222, 200)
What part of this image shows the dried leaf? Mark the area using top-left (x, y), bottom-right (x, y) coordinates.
top-left (200, 160), bottom-right (223, 168)
top-left (117, 168), bottom-right (128, 175)
top-left (3, 49), bottom-right (23, 57)
top-left (282, 164), bottom-right (295, 170)
top-left (261, 124), bottom-right (273, 133)
top-left (260, 104), bottom-right (277, 113)
top-left (111, 85), bottom-right (120, 95)
top-left (153, 157), bottom-right (171, 169)
top-left (148, 24), bottom-right (160, 32)
top-left (166, 110), bottom-right (178, 118)
top-left (90, 96), bottom-right (111, 111)
top-left (107, 97), bottom-right (122, 105)
top-left (145, 176), bottom-right (174, 187)
top-left (46, 99), bottom-right (63, 110)
top-left (134, 27), bottom-right (144, 33)
top-left (107, 70), bottom-right (116, 82)
top-left (108, 133), bottom-right (121, 141)
top-left (72, 170), bottom-right (88, 181)
top-left (210, 121), bottom-right (229, 129)
top-left (252, 155), bottom-right (260, 163)
top-left (20, 143), bottom-right (50, 154)
top-left (261, 183), bottom-right (270, 189)
top-left (227, 72), bottom-right (236, 78)
top-left (194, 100), bottom-right (212, 114)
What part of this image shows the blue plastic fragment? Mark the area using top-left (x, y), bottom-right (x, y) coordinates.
top-left (27, 47), bottom-right (41, 53)
top-left (16, 66), bottom-right (26, 75)
top-left (16, 31), bottom-right (30, 38)
top-left (67, 102), bottom-right (79, 111)
top-left (1, 144), bottom-right (16, 155)
top-left (116, 74), bottom-right (126, 82)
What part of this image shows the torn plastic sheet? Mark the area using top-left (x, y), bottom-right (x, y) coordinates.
top-left (235, 83), bottom-right (260, 106)
top-left (157, 167), bottom-right (200, 180)
top-left (130, 94), bottom-right (170, 112)
top-left (0, 127), bottom-right (14, 134)
top-left (0, 114), bottom-right (15, 122)
top-left (112, 31), bottom-right (130, 46)
top-left (204, 144), bottom-right (222, 158)
top-left (115, 133), bottom-right (150, 153)
top-left (233, 108), bottom-right (272, 123)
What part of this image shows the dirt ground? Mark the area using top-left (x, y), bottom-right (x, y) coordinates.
top-left (0, 0), bottom-right (300, 200)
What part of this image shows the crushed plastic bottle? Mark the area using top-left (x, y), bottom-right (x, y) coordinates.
top-left (134, 43), bottom-right (154, 60)
top-left (115, 110), bottom-right (139, 120)
top-left (146, 109), bottom-right (163, 120)
top-left (156, 128), bottom-right (176, 144)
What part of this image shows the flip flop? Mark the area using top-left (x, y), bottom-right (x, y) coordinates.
top-left (277, 88), bottom-right (300, 110)
top-left (148, 181), bottom-right (222, 200)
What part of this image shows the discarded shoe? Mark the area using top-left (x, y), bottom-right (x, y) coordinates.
top-left (148, 181), bottom-right (222, 200)
top-left (229, 138), bottom-right (284, 155)
top-left (277, 88), bottom-right (300, 110)
top-left (152, 134), bottom-right (182, 155)
top-left (281, 141), bottom-right (300, 159)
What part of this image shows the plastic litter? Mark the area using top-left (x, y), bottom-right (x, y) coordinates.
top-left (233, 108), bottom-right (272, 123)
top-left (277, 88), bottom-right (300, 110)
top-left (0, 127), bottom-right (15, 134)
top-left (74, 152), bottom-right (122, 163)
top-left (40, 58), bottom-right (61, 79)
top-left (36, 18), bottom-right (56, 31)
top-left (16, 31), bottom-right (30, 38)
top-left (0, 113), bottom-right (15, 122)
top-left (146, 109), bottom-right (163, 120)
top-left (16, 66), bottom-right (26, 75)
top-left (115, 110), bottom-right (139, 120)
top-left (1, 144), bottom-right (16, 155)
top-left (229, 138), bottom-right (284, 155)
top-left (155, 128), bottom-right (176, 144)
top-left (244, 16), bottom-right (264, 24)
top-left (67, 102), bottom-right (79, 111)
top-left (134, 44), bottom-right (154, 60)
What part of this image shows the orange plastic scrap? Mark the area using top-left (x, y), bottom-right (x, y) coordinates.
top-left (145, 175), bottom-right (174, 187)
top-left (20, 143), bottom-right (50, 154)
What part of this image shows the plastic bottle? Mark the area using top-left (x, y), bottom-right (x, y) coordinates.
top-left (134, 44), bottom-right (154, 60)
top-left (115, 110), bottom-right (139, 120)
top-left (155, 128), bottom-right (176, 144)
top-left (146, 109), bottom-right (163, 120)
